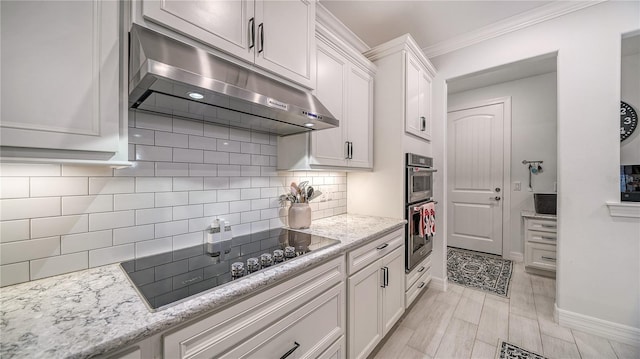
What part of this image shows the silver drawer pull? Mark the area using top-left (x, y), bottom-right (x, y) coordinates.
top-left (417, 266), bottom-right (425, 273)
top-left (541, 256), bottom-right (556, 261)
top-left (280, 341), bottom-right (300, 359)
top-left (540, 224), bottom-right (556, 228)
top-left (417, 282), bottom-right (426, 289)
top-left (541, 236), bottom-right (556, 240)
top-left (376, 243), bottom-right (389, 250)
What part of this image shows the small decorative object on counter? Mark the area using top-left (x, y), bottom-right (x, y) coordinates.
top-left (223, 220), bottom-right (233, 241)
top-left (279, 181), bottom-right (321, 229)
top-left (206, 220), bottom-right (222, 256)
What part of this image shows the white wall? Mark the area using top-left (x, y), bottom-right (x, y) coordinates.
top-left (449, 72), bottom-right (557, 256)
top-left (621, 52), bottom-right (640, 164)
top-left (0, 111), bottom-right (347, 287)
top-left (431, 1), bottom-right (640, 334)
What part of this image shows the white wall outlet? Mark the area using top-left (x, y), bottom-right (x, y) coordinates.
top-left (514, 181), bottom-right (521, 191)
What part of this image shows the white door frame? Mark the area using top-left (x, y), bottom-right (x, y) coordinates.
top-left (447, 96), bottom-right (513, 259)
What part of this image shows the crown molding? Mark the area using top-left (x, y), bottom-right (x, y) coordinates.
top-left (316, 3), bottom-right (370, 54)
top-left (316, 22), bottom-right (377, 74)
top-left (423, 1), bottom-right (606, 58)
top-left (364, 33), bottom-right (437, 77)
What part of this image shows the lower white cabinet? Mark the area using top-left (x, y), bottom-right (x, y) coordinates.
top-left (163, 257), bottom-right (345, 359)
top-left (347, 232), bottom-right (405, 359)
top-left (523, 215), bottom-right (557, 276)
top-left (405, 253), bottom-right (432, 308)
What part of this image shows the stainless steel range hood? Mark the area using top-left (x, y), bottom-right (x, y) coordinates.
top-left (128, 24), bottom-right (338, 136)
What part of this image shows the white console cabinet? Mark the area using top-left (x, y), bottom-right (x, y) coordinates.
top-left (346, 229), bottom-right (405, 359)
top-left (523, 213), bottom-right (557, 276)
top-left (136, 0), bottom-right (316, 88)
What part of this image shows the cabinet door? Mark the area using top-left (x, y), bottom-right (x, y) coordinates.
top-left (345, 65), bottom-right (373, 169)
top-left (348, 259), bottom-right (383, 359)
top-left (405, 52), bottom-right (423, 138)
top-left (141, 0), bottom-right (255, 63)
top-left (381, 246), bottom-right (405, 335)
top-left (1, 0), bottom-right (120, 152)
top-left (311, 41), bottom-right (347, 167)
top-left (419, 70), bottom-right (432, 141)
top-left (254, 0), bottom-right (315, 88)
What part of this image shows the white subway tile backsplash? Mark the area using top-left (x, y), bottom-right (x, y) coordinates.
top-left (0, 110), bottom-right (347, 287)
top-left (155, 131), bottom-right (188, 148)
top-left (114, 161), bottom-right (155, 177)
top-left (113, 224), bottom-right (155, 245)
top-left (136, 177), bottom-right (172, 193)
top-left (114, 193), bottom-right (155, 211)
top-left (31, 177), bottom-right (88, 197)
top-left (155, 192), bottom-right (189, 207)
top-left (136, 145), bottom-right (173, 162)
top-left (173, 205), bottom-right (203, 220)
top-left (0, 220), bottom-right (30, 243)
top-left (155, 162), bottom-right (189, 177)
top-left (89, 244), bottom-right (134, 268)
top-left (136, 237), bottom-right (172, 258)
top-left (0, 163), bottom-right (60, 177)
top-left (136, 207), bottom-right (172, 225)
top-left (89, 177), bottom-right (134, 195)
top-left (1, 236), bottom-right (60, 264)
top-left (30, 252), bottom-right (88, 281)
top-left (229, 153), bottom-right (251, 165)
top-left (89, 211), bottom-right (135, 231)
top-left (203, 151), bottom-right (230, 164)
top-left (31, 215), bottom-right (88, 238)
top-left (0, 197), bottom-right (60, 221)
top-left (173, 148), bottom-right (203, 163)
top-left (0, 262), bottom-right (29, 287)
top-left (61, 230), bottom-right (113, 254)
top-left (189, 164), bottom-right (217, 177)
top-left (188, 190), bottom-right (217, 204)
top-left (0, 177), bottom-right (29, 199)
top-left (189, 136), bottom-right (217, 150)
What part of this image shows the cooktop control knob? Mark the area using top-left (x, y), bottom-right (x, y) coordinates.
top-left (284, 246), bottom-right (296, 259)
top-left (260, 253), bottom-right (273, 267)
top-left (231, 262), bottom-right (245, 278)
top-left (246, 257), bottom-right (260, 273)
top-left (273, 249), bottom-right (284, 263)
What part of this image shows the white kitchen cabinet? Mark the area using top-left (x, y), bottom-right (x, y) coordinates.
top-left (277, 23), bottom-right (375, 171)
top-left (405, 53), bottom-right (433, 141)
top-left (347, 229), bottom-right (405, 359)
top-left (0, 0), bottom-right (128, 164)
top-left (523, 214), bottom-right (557, 276)
top-left (138, 0), bottom-right (316, 88)
top-left (163, 257), bottom-right (345, 359)
top-left (405, 253), bottom-right (432, 308)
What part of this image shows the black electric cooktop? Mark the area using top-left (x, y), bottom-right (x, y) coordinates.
top-left (120, 228), bottom-right (340, 311)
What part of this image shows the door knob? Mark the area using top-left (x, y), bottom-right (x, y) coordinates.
top-left (490, 196), bottom-right (501, 201)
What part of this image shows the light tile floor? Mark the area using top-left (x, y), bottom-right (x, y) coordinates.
top-left (372, 262), bottom-right (639, 359)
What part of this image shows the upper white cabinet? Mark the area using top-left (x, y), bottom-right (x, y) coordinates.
top-left (405, 52), bottom-right (433, 141)
top-left (138, 0), bottom-right (316, 88)
top-left (277, 23), bottom-right (375, 171)
top-left (0, 0), bottom-right (127, 163)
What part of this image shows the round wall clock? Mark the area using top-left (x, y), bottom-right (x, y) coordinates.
top-left (621, 101), bottom-right (638, 142)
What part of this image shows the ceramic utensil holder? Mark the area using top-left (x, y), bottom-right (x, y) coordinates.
top-left (288, 203), bottom-right (311, 229)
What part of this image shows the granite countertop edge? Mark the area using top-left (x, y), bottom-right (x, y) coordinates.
top-left (0, 214), bottom-right (406, 359)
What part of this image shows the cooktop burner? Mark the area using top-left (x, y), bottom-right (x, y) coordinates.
top-left (120, 228), bottom-right (340, 311)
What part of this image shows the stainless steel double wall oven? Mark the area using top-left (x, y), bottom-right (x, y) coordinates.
top-left (405, 153), bottom-right (436, 271)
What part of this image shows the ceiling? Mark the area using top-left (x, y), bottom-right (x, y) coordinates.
top-left (320, 0), bottom-right (553, 51)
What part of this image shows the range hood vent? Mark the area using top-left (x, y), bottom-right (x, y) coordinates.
top-left (128, 24), bottom-right (338, 136)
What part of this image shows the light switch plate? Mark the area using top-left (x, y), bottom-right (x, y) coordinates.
top-left (514, 181), bottom-right (521, 191)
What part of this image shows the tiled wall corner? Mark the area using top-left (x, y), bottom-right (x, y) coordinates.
top-left (0, 112), bottom-right (347, 287)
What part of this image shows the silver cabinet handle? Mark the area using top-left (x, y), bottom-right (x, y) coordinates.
top-left (248, 18), bottom-right (255, 49)
top-left (417, 282), bottom-right (426, 289)
top-left (541, 224), bottom-right (556, 228)
top-left (420, 116), bottom-right (426, 131)
top-left (376, 243), bottom-right (388, 250)
top-left (279, 341), bottom-right (300, 359)
top-left (380, 268), bottom-right (386, 288)
top-left (258, 23), bottom-right (264, 53)
top-left (417, 266), bottom-right (425, 273)
top-left (344, 141), bottom-right (350, 159)
top-left (541, 256), bottom-right (556, 261)
top-left (349, 142), bottom-right (353, 159)
top-left (384, 267), bottom-right (389, 287)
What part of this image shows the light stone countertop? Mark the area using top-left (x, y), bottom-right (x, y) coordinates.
top-left (0, 214), bottom-right (405, 359)
top-left (521, 210), bottom-right (557, 220)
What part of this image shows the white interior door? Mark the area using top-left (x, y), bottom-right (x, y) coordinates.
top-left (447, 103), bottom-right (504, 255)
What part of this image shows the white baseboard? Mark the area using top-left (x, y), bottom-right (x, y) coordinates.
top-left (509, 251), bottom-right (523, 262)
top-left (556, 304), bottom-right (640, 346)
top-left (430, 276), bottom-right (447, 292)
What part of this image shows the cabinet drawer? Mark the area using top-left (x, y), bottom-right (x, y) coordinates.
top-left (347, 229), bottom-right (403, 276)
top-left (525, 243), bottom-right (557, 271)
top-left (526, 219), bottom-right (557, 233)
top-left (526, 230), bottom-right (557, 244)
top-left (405, 266), bottom-right (431, 308)
top-left (317, 336), bottom-right (346, 359)
top-left (220, 283), bottom-right (345, 359)
top-left (405, 255), bottom-right (431, 290)
top-left (163, 256), bottom-right (344, 359)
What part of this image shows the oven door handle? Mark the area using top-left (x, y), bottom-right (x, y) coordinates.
top-left (409, 167), bottom-right (438, 173)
